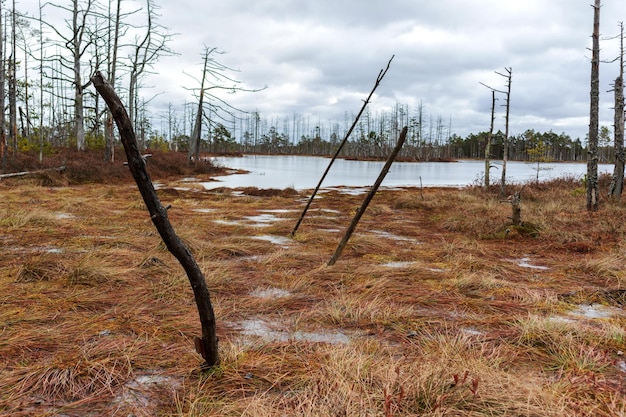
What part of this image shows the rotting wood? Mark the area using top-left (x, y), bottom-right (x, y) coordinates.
top-left (91, 71), bottom-right (219, 367)
top-left (290, 55), bottom-right (394, 238)
top-left (328, 126), bottom-right (408, 266)
top-left (0, 165), bottom-right (65, 180)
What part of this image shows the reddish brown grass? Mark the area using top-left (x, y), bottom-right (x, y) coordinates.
top-left (0, 163), bottom-right (625, 416)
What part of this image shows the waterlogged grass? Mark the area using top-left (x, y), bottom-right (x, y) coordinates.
top-left (0, 177), bottom-right (625, 416)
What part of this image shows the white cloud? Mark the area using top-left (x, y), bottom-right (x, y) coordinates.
top-left (17, 0), bottom-right (626, 140)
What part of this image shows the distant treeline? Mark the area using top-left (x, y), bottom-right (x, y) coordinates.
top-left (167, 124), bottom-right (608, 163)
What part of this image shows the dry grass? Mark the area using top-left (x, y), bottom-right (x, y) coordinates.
top-left (1, 174), bottom-right (625, 416)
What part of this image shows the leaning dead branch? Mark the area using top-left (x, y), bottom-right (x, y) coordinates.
top-left (91, 71), bottom-right (219, 367)
top-left (290, 55), bottom-right (395, 237)
top-left (328, 126), bottom-right (408, 266)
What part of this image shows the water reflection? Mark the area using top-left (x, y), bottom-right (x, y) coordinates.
top-left (204, 155), bottom-right (612, 190)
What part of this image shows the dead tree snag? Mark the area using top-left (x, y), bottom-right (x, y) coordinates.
top-left (91, 71), bottom-right (219, 367)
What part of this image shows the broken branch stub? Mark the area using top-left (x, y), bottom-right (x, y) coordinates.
top-left (91, 71), bottom-right (219, 367)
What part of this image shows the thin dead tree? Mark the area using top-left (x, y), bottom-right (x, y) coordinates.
top-left (44, 0), bottom-right (98, 151)
top-left (127, 0), bottom-right (173, 134)
top-left (9, 0), bottom-right (17, 156)
top-left (608, 22), bottom-right (625, 200)
top-left (91, 71), bottom-right (219, 367)
top-left (587, 0), bottom-right (601, 211)
top-left (0, 0), bottom-right (6, 168)
top-left (291, 55), bottom-right (394, 237)
top-left (187, 46), bottom-right (264, 162)
top-left (477, 86), bottom-right (497, 188)
top-left (496, 67), bottom-right (512, 196)
top-left (105, 0), bottom-right (122, 162)
top-left (328, 126), bottom-right (407, 266)
top-left (485, 92), bottom-right (496, 187)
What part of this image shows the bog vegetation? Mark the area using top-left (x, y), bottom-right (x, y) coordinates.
top-left (0, 150), bottom-right (624, 416)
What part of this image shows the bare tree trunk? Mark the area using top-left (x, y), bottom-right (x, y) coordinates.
top-left (39, 0), bottom-right (45, 162)
top-left (72, 0), bottom-right (89, 151)
top-left (485, 90), bottom-right (495, 188)
top-left (105, 0), bottom-right (122, 163)
top-left (291, 55), bottom-right (394, 237)
top-left (499, 67), bottom-right (512, 196)
top-left (189, 49), bottom-right (210, 162)
top-left (328, 126), bottom-right (407, 266)
top-left (587, 0), bottom-right (601, 211)
top-left (0, 1), bottom-right (6, 169)
top-left (609, 22), bottom-right (625, 200)
top-left (9, 0), bottom-right (17, 156)
top-left (91, 71), bottom-right (220, 367)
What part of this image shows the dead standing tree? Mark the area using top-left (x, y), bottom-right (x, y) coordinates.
top-left (477, 87), bottom-right (496, 188)
top-left (91, 71), bottom-right (219, 367)
top-left (497, 67), bottom-right (512, 196)
top-left (608, 22), bottom-right (625, 200)
top-left (291, 55), bottom-right (394, 237)
top-left (479, 67), bottom-right (511, 193)
top-left (587, 0), bottom-right (601, 211)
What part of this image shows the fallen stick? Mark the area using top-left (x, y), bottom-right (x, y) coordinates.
top-left (0, 165), bottom-right (66, 180)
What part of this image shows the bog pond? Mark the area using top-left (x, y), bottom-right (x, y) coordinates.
top-left (203, 155), bottom-right (613, 190)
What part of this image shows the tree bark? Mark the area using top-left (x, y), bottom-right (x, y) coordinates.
top-left (91, 71), bottom-right (219, 367)
top-left (587, 0), bottom-right (601, 211)
top-left (328, 126), bottom-right (407, 266)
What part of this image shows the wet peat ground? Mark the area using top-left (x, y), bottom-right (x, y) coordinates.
top-left (0, 173), bottom-right (625, 416)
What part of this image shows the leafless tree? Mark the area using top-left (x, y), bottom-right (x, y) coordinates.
top-left (609, 22), bottom-right (625, 200)
top-left (0, 0), bottom-right (6, 168)
top-left (9, 0), bottom-right (17, 155)
top-left (587, 0), bottom-right (601, 211)
top-left (127, 0), bottom-right (174, 137)
top-left (43, 0), bottom-right (100, 151)
top-left (496, 67), bottom-right (512, 195)
top-left (187, 46), bottom-right (264, 161)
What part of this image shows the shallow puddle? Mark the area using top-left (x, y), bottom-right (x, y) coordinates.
top-left (371, 230), bottom-right (418, 242)
top-left (550, 303), bottom-right (623, 323)
top-left (569, 303), bottom-right (621, 319)
top-left (213, 219), bottom-right (243, 226)
top-left (250, 287), bottom-right (291, 298)
top-left (382, 261), bottom-right (415, 268)
top-left (191, 208), bottom-right (216, 213)
top-left (236, 318), bottom-right (350, 344)
top-left (249, 235), bottom-right (292, 247)
top-left (505, 257), bottom-right (549, 270)
top-left (115, 372), bottom-right (180, 409)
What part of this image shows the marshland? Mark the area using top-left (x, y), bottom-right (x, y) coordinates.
top-left (0, 150), bottom-right (624, 416)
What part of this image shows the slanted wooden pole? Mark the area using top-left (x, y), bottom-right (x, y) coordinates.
top-left (91, 71), bottom-right (219, 367)
top-left (290, 55), bottom-right (394, 238)
top-left (328, 126), bottom-right (408, 266)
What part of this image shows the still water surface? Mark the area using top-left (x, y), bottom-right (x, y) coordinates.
top-left (203, 155), bottom-right (612, 190)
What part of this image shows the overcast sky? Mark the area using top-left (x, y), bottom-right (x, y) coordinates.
top-left (24, 1), bottom-right (625, 140)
